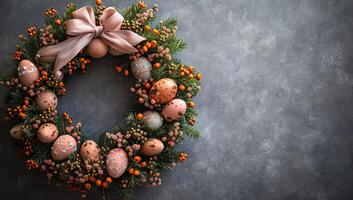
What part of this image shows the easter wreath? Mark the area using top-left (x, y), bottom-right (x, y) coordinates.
top-left (0, 1), bottom-right (202, 199)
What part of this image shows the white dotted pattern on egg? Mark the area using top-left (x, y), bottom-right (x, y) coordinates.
top-left (131, 57), bottom-right (152, 80)
top-left (51, 135), bottom-right (77, 161)
top-left (106, 148), bottom-right (128, 178)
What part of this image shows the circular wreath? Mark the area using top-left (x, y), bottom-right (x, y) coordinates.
top-left (1, 1), bottom-right (202, 199)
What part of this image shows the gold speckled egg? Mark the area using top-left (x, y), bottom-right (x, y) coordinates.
top-left (51, 135), bottom-right (77, 161)
top-left (37, 123), bottom-right (58, 143)
top-left (35, 89), bottom-right (58, 111)
top-left (18, 60), bottom-right (39, 86)
top-left (161, 99), bottom-right (187, 122)
top-left (149, 78), bottom-right (177, 104)
top-left (141, 138), bottom-right (164, 156)
top-left (10, 123), bottom-right (25, 140)
top-left (80, 140), bottom-right (101, 162)
top-left (106, 148), bottom-right (128, 178)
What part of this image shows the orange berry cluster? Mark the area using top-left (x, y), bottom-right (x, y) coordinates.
top-left (179, 65), bottom-right (203, 80)
top-left (89, 176), bottom-right (112, 189)
top-left (129, 40), bottom-right (158, 60)
top-left (13, 51), bottom-right (21, 61)
top-left (45, 8), bottom-right (57, 16)
top-left (26, 26), bottom-right (37, 37)
top-left (134, 155), bottom-right (147, 167)
top-left (63, 112), bottom-right (73, 124)
top-left (138, 1), bottom-right (146, 9)
top-left (25, 159), bottom-right (39, 170)
top-left (140, 40), bottom-right (158, 55)
top-left (128, 168), bottom-right (141, 176)
top-left (7, 99), bottom-right (29, 120)
top-left (179, 152), bottom-right (188, 162)
top-left (79, 58), bottom-right (91, 74)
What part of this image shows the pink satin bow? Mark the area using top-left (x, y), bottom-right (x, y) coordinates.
top-left (37, 6), bottom-right (145, 73)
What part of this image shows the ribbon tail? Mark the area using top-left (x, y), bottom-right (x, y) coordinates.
top-left (38, 34), bottom-right (94, 74)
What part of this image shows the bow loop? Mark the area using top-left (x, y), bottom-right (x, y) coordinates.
top-left (37, 6), bottom-right (145, 74)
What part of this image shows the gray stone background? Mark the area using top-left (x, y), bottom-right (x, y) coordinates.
top-left (1, 0), bottom-right (353, 199)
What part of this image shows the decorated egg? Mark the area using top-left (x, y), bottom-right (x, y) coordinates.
top-left (80, 140), bottom-right (100, 162)
top-left (149, 78), bottom-right (177, 104)
top-left (106, 148), bottom-right (128, 178)
top-left (37, 123), bottom-right (58, 143)
top-left (141, 138), bottom-right (164, 156)
top-left (143, 111), bottom-right (163, 130)
top-left (51, 135), bottom-right (77, 161)
top-left (161, 99), bottom-right (187, 122)
top-left (109, 47), bottom-right (124, 56)
top-left (10, 123), bottom-right (24, 140)
top-left (18, 60), bottom-right (39, 86)
top-left (131, 57), bottom-right (152, 80)
top-left (88, 38), bottom-right (108, 58)
top-left (35, 89), bottom-right (58, 111)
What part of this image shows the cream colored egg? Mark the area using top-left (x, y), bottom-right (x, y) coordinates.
top-left (88, 38), bottom-right (108, 58)
top-left (149, 78), bottom-right (177, 104)
top-left (106, 148), bottom-right (128, 178)
top-left (141, 138), bottom-right (164, 156)
top-left (18, 60), bottom-right (39, 86)
top-left (35, 89), bottom-right (58, 111)
top-left (131, 57), bottom-right (152, 80)
top-left (143, 111), bottom-right (163, 130)
top-left (37, 123), bottom-right (58, 143)
top-left (10, 123), bottom-right (25, 140)
top-left (80, 140), bottom-right (101, 162)
top-left (161, 99), bottom-right (187, 122)
top-left (51, 135), bottom-right (77, 161)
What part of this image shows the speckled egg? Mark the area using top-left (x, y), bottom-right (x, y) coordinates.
top-left (37, 123), bottom-right (58, 143)
top-left (141, 138), bottom-right (164, 156)
top-left (35, 89), bottom-right (58, 111)
top-left (106, 148), bottom-right (128, 178)
top-left (143, 111), bottom-right (163, 130)
top-left (51, 135), bottom-right (77, 161)
top-left (149, 78), bottom-right (177, 104)
top-left (18, 60), bottom-right (39, 86)
top-left (80, 140), bottom-right (101, 162)
top-left (161, 99), bottom-right (187, 122)
top-left (131, 57), bottom-right (152, 80)
top-left (10, 123), bottom-right (24, 140)
top-left (88, 38), bottom-right (108, 58)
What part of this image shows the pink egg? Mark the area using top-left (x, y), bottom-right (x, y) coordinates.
top-left (37, 123), bottom-right (58, 143)
top-left (80, 140), bottom-right (101, 162)
top-left (150, 78), bottom-right (177, 104)
top-left (161, 99), bottom-right (187, 122)
top-left (35, 89), bottom-right (58, 111)
top-left (141, 138), bottom-right (164, 156)
top-left (88, 38), bottom-right (108, 58)
top-left (106, 148), bottom-right (128, 178)
top-left (18, 60), bottom-right (39, 86)
top-left (51, 135), bottom-right (77, 161)
top-left (10, 123), bottom-right (25, 140)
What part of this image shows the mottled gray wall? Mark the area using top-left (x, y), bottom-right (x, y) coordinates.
top-left (1, 0), bottom-right (353, 200)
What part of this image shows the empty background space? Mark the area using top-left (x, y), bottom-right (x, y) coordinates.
top-left (1, 0), bottom-right (353, 200)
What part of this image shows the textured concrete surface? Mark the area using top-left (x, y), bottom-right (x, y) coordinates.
top-left (1, 0), bottom-right (353, 199)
